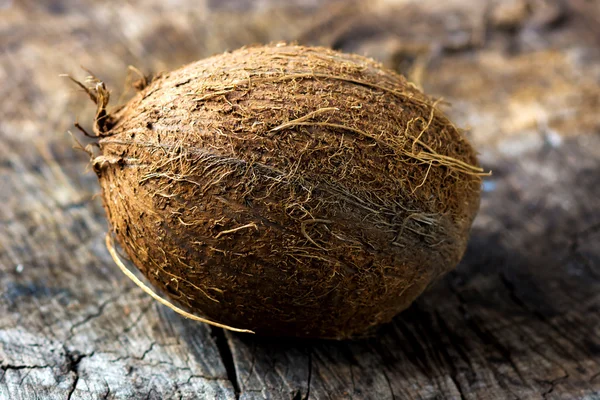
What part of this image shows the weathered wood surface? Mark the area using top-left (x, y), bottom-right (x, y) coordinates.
top-left (1, 0), bottom-right (600, 398)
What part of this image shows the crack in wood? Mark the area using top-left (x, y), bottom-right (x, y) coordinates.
top-left (303, 350), bottom-right (312, 400)
top-left (67, 294), bottom-right (122, 339)
top-left (0, 364), bottom-right (52, 371)
top-left (381, 369), bottom-right (395, 400)
top-left (541, 373), bottom-right (569, 399)
top-left (64, 348), bottom-right (88, 400)
top-left (212, 327), bottom-right (241, 399)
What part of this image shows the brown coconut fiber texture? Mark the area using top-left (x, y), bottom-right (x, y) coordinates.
top-left (79, 43), bottom-right (484, 339)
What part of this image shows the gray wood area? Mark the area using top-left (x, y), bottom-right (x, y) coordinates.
top-left (1, 0), bottom-right (599, 398)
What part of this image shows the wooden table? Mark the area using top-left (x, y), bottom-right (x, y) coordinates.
top-left (1, 0), bottom-right (599, 398)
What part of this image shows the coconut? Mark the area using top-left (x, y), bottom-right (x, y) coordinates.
top-left (75, 43), bottom-right (484, 339)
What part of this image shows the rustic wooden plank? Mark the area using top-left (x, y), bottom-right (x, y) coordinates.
top-left (1, 0), bottom-right (600, 399)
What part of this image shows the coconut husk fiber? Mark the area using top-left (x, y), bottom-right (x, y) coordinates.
top-left (78, 43), bottom-right (484, 339)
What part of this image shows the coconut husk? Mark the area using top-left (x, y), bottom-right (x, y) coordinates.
top-left (78, 43), bottom-right (484, 339)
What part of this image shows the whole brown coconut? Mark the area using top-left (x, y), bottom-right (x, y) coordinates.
top-left (81, 43), bottom-right (484, 339)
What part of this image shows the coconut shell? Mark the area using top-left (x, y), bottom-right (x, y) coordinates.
top-left (89, 43), bottom-right (482, 339)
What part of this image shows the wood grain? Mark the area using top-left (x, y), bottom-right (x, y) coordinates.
top-left (1, 0), bottom-right (599, 398)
